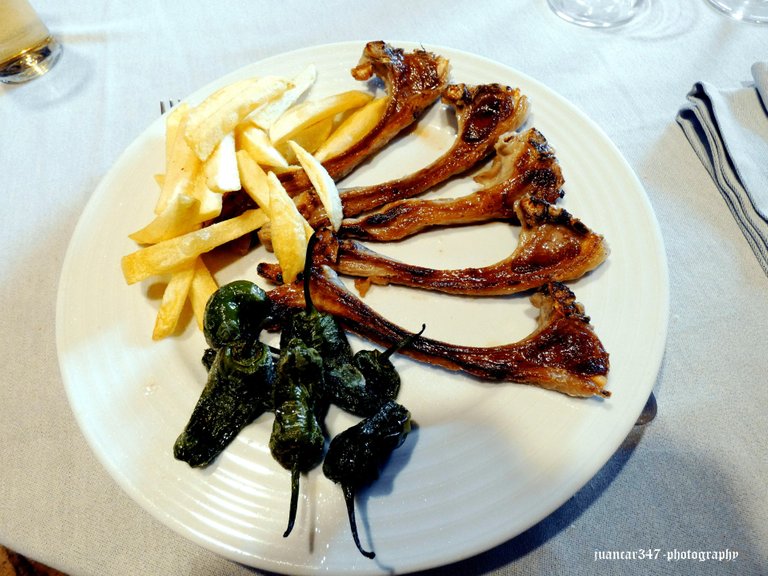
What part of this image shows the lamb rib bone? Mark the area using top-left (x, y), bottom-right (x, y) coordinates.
top-left (338, 82), bottom-right (530, 219)
top-left (266, 261), bottom-right (610, 398)
top-left (277, 41), bottom-right (450, 197)
top-left (340, 127), bottom-right (564, 242)
top-left (323, 194), bottom-right (609, 296)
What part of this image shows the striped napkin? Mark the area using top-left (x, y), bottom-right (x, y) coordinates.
top-left (677, 62), bottom-right (768, 276)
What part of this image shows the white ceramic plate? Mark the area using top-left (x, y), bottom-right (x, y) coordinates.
top-left (57, 41), bottom-right (668, 575)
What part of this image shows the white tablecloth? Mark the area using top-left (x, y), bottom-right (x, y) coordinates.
top-left (1, 1), bottom-right (766, 574)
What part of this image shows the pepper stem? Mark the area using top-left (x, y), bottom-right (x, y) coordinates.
top-left (342, 484), bottom-right (375, 559)
top-left (303, 232), bottom-right (319, 314)
top-left (283, 467), bottom-right (300, 537)
top-left (382, 323), bottom-right (426, 360)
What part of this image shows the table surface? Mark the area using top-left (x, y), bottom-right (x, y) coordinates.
top-left (2, 1), bottom-right (766, 575)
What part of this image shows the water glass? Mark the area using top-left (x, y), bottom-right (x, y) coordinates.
top-left (0, 0), bottom-right (62, 84)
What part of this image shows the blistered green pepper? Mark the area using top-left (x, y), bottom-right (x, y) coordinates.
top-left (174, 339), bottom-right (275, 467)
top-left (322, 400), bottom-right (412, 559)
top-left (175, 280), bottom-right (274, 467)
top-left (204, 280), bottom-right (271, 350)
top-left (339, 325), bottom-right (426, 417)
top-left (269, 337), bottom-right (326, 537)
top-left (280, 233), bottom-right (366, 414)
top-left (280, 236), bottom-right (353, 357)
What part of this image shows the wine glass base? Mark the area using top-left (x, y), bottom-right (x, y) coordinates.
top-left (0, 36), bottom-right (63, 84)
top-left (546, 0), bottom-right (642, 28)
top-left (705, 0), bottom-right (768, 23)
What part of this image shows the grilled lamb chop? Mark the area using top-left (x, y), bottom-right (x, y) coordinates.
top-left (266, 262), bottom-right (610, 398)
top-left (338, 82), bottom-right (530, 218)
top-left (340, 128), bottom-right (563, 242)
top-left (258, 195), bottom-right (607, 296)
top-left (278, 41), bottom-right (450, 196)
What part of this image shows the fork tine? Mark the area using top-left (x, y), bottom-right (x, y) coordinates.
top-left (159, 99), bottom-right (180, 115)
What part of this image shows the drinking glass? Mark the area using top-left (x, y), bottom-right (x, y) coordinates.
top-left (705, 0), bottom-right (768, 23)
top-left (0, 0), bottom-right (62, 84)
top-left (546, 0), bottom-right (643, 28)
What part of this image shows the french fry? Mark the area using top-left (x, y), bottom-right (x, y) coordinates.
top-left (152, 264), bottom-right (195, 340)
top-left (288, 141), bottom-right (343, 231)
top-left (129, 72), bottom-right (388, 339)
top-left (121, 208), bottom-right (269, 284)
top-left (191, 169), bottom-right (224, 221)
top-left (156, 103), bottom-right (198, 214)
top-left (189, 258), bottom-right (218, 331)
top-left (267, 172), bottom-right (311, 283)
top-left (129, 193), bottom-right (202, 244)
top-left (246, 65), bottom-right (317, 130)
top-left (204, 132), bottom-right (241, 192)
top-left (185, 76), bottom-right (291, 161)
top-left (236, 125), bottom-right (289, 169)
top-left (269, 90), bottom-right (373, 147)
top-left (278, 117), bottom-right (334, 164)
top-left (314, 96), bottom-right (388, 162)
top-left (236, 150), bottom-right (272, 213)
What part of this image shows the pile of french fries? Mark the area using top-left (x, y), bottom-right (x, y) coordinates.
top-left (121, 65), bottom-right (387, 340)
